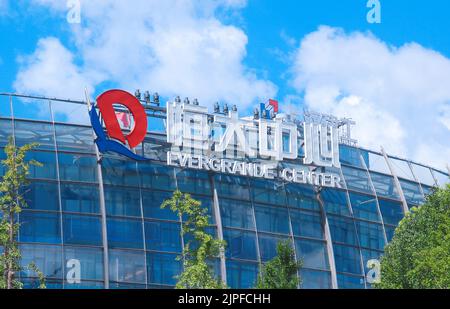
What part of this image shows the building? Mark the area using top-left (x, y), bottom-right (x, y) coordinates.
top-left (0, 91), bottom-right (449, 289)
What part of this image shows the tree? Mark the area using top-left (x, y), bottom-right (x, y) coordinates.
top-left (161, 190), bottom-right (227, 289)
top-left (255, 240), bottom-right (302, 289)
top-left (0, 137), bottom-right (45, 289)
top-left (376, 184), bottom-right (450, 289)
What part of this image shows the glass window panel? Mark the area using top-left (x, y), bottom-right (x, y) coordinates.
top-left (64, 281), bottom-right (104, 289)
top-left (226, 260), bottom-right (258, 289)
top-left (251, 179), bottom-right (286, 205)
top-left (105, 186), bottom-right (141, 217)
top-left (0, 99), bottom-right (12, 119)
top-left (109, 249), bottom-right (146, 284)
top-left (361, 248), bottom-right (384, 288)
top-left (295, 238), bottom-right (329, 270)
top-left (26, 151), bottom-right (57, 180)
top-left (58, 153), bottom-right (97, 183)
top-left (321, 189), bottom-right (350, 216)
top-left (55, 123), bottom-right (95, 154)
top-left (284, 183), bottom-right (320, 211)
top-left (328, 215), bottom-right (358, 246)
top-left (63, 214), bottom-right (102, 246)
top-left (421, 185), bottom-right (433, 196)
top-left (433, 170), bottom-right (450, 186)
top-left (20, 244), bottom-right (63, 279)
top-left (399, 179), bottom-right (425, 206)
top-left (341, 166), bottom-right (374, 195)
top-left (176, 169), bottom-right (211, 195)
top-left (363, 151), bottom-right (390, 175)
top-left (384, 225), bottom-right (396, 243)
top-left (64, 246), bottom-right (103, 281)
top-left (14, 120), bottom-right (55, 151)
top-left (411, 163), bottom-right (436, 187)
top-left (61, 183), bottom-right (99, 214)
top-left (22, 278), bottom-right (63, 289)
top-left (389, 157), bottom-right (415, 181)
top-left (219, 199), bottom-right (255, 230)
top-left (147, 252), bottom-right (181, 286)
top-left (142, 190), bottom-right (178, 221)
top-left (348, 192), bottom-right (380, 222)
top-left (290, 209), bottom-right (323, 239)
top-left (223, 228), bottom-right (257, 261)
top-left (138, 163), bottom-right (176, 191)
top-left (258, 233), bottom-right (291, 262)
top-left (333, 244), bottom-right (362, 275)
top-left (19, 211), bottom-right (61, 244)
top-left (300, 269), bottom-right (331, 289)
top-left (354, 220), bottom-right (385, 251)
top-left (369, 172), bottom-right (400, 200)
top-left (339, 145), bottom-right (363, 168)
top-left (214, 175), bottom-right (250, 201)
top-left (254, 205), bottom-right (290, 235)
top-left (102, 158), bottom-right (139, 187)
top-left (378, 199), bottom-right (404, 226)
top-left (144, 221), bottom-right (182, 253)
top-left (23, 181), bottom-right (59, 211)
top-left (107, 218), bottom-right (143, 249)
top-left (337, 273), bottom-right (365, 289)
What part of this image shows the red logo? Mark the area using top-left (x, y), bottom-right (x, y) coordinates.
top-left (96, 89), bottom-right (147, 148)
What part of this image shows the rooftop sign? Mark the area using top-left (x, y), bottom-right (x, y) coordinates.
top-left (89, 89), bottom-right (357, 188)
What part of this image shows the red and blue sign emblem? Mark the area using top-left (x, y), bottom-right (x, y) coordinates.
top-left (89, 89), bottom-right (149, 161)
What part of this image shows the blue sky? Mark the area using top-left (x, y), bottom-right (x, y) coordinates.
top-left (0, 0), bottom-right (449, 169)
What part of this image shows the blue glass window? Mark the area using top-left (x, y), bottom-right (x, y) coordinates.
top-left (223, 228), bottom-right (257, 260)
top-left (14, 121), bottom-right (55, 150)
top-left (337, 273), bottom-right (365, 289)
top-left (55, 124), bottom-right (95, 154)
top-left (23, 181), bottom-right (59, 211)
top-left (348, 192), bottom-right (380, 222)
top-left (58, 153), bottom-right (97, 183)
top-left (370, 172), bottom-right (400, 200)
top-left (295, 239), bottom-right (329, 270)
top-left (354, 220), bottom-right (385, 250)
top-left (384, 225), bottom-right (396, 242)
top-left (341, 166), bottom-right (374, 195)
top-left (333, 244), bottom-right (362, 275)
top-left (290, 210), bottom-right (323, 239)
top-left (378, 198), bottom-right (404, 226)
top-left (226, 260), bottom-right (258, 289)
top-left (107, 218), bottom-right (143, 249)
top-left (63, 214), bottom-right (102, 246)
top-left (254, 205), bottom-right (290, 235)
top-left (399, 179), bottom-right (425, 206)
top-left (109, 249), bottom-right (146, 284)
top-left (219, 199), bottom-right (255, 230)
top-left (327, 215), bottom-right (358, 246)
top-left (26, 151), bottom-right (57, 180)
top-left (285, 184), bottom-right (319, 211)
top-left (20, 244), bottom-right (63, 279)
top-left (251, 179), bottom-right (286, 205)
top-left (300, 269), bottom-right (331, 289)
top-left (142, 190), bottom-right (178, 221)
top-left (258, 233), bottom-right (291, 262)
top-left (145, 221), bottom-right (182, 253)
top-left (176, 169), bottom-right (211, 195)
top-left (214, 175), bottom-right (250, 201)
top-left (147, 252), bottom-right (182, 286)
top-left (105, 186), bottom-right (141, 217)
top-left (19, 211), bottom-right (61, 244)
top-left (102, 158), bottom-right (139, 187)
top-left (321, 189), bottom-right (350, 216)
top-left (64, 246), bottom-right (104, 281)
top-left (339, 145), bottom-right (363, 168)
top-left (138, 163), bottom-right (176, 191)
top-left (61, 183), bottom-right (99, 214)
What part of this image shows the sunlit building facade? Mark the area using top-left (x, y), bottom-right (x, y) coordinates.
top-left (0, 93), bottom-right (449, 289)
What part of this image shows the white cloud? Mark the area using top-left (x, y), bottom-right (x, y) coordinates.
top-left (291, 26), bottom-right (450, 170)
top-left (15, 0), bottom-right (275, 112)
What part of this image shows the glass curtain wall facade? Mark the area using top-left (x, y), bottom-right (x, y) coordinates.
top-left (0, 94), bottom-right (449, 289)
